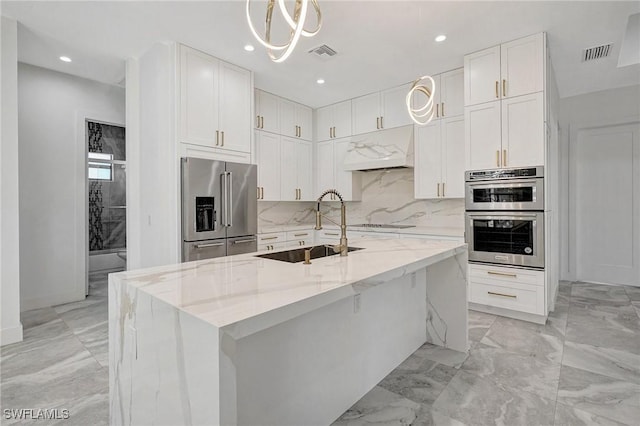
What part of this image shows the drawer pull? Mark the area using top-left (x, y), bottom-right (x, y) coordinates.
top-left (261, 236), bottom-right (279, 241)
top-left (488, 291), bottom-right (517, 299)
top-left (325, 232), bottom-right (339, 236)
top-left (487, 271), bottom-right (517, 278)
top-left (294, 233), bottom-right (309, 237)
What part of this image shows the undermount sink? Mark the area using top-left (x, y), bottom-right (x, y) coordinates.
top-left (256, 245), bottom-right (364, 263)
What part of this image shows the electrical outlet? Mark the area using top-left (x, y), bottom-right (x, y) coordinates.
top-left (354, 294), bottom-right (361, 313)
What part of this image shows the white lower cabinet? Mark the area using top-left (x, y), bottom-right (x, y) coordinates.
top-left (257, 232), bottom-right (286, 251)
top-left (468, 264), bottom-right (545, 315)
top-left (258, 229), bottom-right (315, 251)
top-left (285, 229), bottom-right (313, 247)
top-left (315, 229), bottom-right (342, 245)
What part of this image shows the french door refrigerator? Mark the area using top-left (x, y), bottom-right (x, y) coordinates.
top-left (181, 157), bottom-right (257, 262)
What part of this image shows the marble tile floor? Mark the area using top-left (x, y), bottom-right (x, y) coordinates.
top-left (2, 280), bottom-right (639, 426)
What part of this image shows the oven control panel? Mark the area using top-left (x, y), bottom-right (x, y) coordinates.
top-left (466, 166), bottom-right (543, 181)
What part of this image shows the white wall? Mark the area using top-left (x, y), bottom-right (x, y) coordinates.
top-left (558, 84), bottom-right (640, 281)
top-left (1, 17), bottom-right (23, 346)
top-left (18, 63), bottom-right (125, 311)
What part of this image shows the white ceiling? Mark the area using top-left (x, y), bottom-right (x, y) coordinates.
top-left (2, 0), bottom-right (639, 108)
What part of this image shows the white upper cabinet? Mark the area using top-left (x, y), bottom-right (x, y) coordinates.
top-left (281, 137), bottom-right (313, 201)
top-left (415, 116), bottom-right (465, 199)
top-left (316, 100), bottom-right (352, 141)
top-left (279, 100), bottom-right (312, 141)
top-left (179, 45), bottom-right (251, 153)
top-left (315, 138), bottom-right (362, 201)
top-left (501, 92), bottom-right (544, 168)
top-left (255, 90), bottom-right (280, 134)
top-left (464, 33), bottom-right (544, 106)
top-left (465, 101), bottom-right (502, 170)
top-left (255, 131), bottom-right (281, 201)
top-left (352, 83), bottom-right (412, 135)
top-left (316, 140), bottom-right (335, 192)
top-left (439, 68), bottom-right (464, 118)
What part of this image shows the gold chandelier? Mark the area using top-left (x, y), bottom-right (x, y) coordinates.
top-left (246, 0), bottom-right (322, 63)
top-left (406, 75), bottom-right (436, 126)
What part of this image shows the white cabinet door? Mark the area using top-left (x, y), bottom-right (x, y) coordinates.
top-left (465, 101), bottom-right (502, 170)
top-left (218, 61), bottom-right (251, 153)
top-left (256, 90), bottom-right (279, 133)
top-left (464, 45), bottom-right (500, 106)
top-left (501, 92), bottom-right (544, 168)
top-left (179, 46), bottom-right (219, 146)
top-left (442, 115), bottom-right (465, 198)
top-left (316, 140), bottom-right (335, 195)
top-left (279, 136), bottom-right (298, 201)
top-left (279, 98), bottom-right (297, 138)
top-left (440, 68), bottom-right (464, 118)
top-left (501, 33), bottom-right (544, 99)
top-left (414, 122), bottom-right (442, 199)
top-left (352, 92), bottom-right (380, 135)
top-left (297, 141), bottom-right (314, 200)
top-left (256, 131), bottom-right (281, 201)
top-left (381, 83), bottom-right (412, 129)
top-left (316, 105), bottom-right (333, 142)
top-left (296, 104), bottom-right (313, 141)
top-left (333, 100), bottom-right (352, 138)
top-left (334, 138), bottom-right (362, 201)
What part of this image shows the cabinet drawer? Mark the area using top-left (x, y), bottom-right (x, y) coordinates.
top-left (258, 232), bottom-right (286, 244)
top-left (285, 229), bottom-right (313, 241)
top-left (469, 280), bottom-right (544, 315)
top-left (469, 264), bottom-right (544, 287)
top-left (258, 241), bottom-right (287, 251)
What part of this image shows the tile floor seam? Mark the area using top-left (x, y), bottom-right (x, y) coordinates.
top-left (552, 283), bottom-right (569, 426)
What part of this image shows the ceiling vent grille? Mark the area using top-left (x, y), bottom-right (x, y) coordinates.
top-left (309, 44), bottom-right (337, 58)
top-left (582, 43), bottom-right (612, 61)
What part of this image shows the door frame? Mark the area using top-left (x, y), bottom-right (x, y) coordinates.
top-left (77, 111), bottom-right (125, 296)
top-left (567, 115), bottom-right (640, 285)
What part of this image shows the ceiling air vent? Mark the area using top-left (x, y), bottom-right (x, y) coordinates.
top-left (582, 43), bottom-right (613, 61)
top-left (309, 44), bottom-right (337, 59)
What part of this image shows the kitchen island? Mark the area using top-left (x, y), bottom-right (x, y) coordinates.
top-left (109, 238), bottom-right (468, 426)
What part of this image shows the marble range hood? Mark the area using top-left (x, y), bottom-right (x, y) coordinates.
top-left (343, 125), bottom-right (415, 171)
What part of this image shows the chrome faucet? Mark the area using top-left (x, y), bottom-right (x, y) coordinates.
top-left (315, 189), bottom-right (348, 256)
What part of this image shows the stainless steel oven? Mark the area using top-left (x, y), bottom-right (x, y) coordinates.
top-left (466, 211), bottom-right (545, 269)
top-left (465, 166), bottom-right (544, 211)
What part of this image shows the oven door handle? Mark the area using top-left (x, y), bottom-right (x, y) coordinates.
top-left (466, 179), bottom-right (541, 189)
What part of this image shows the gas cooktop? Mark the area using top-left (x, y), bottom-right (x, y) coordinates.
top-left (349, 223), bottom-right (416, 229)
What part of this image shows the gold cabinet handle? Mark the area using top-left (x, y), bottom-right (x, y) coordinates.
top-left (221, 131), bottom-right (224, 146)
top-left (487, 271), bottom-right (517, 278)
top-left (442, 182), bottom-right (445, 197)
top-left (260, 116), bottom-right (264, 129)
top-left (436, 103), bottom-right (439, 118)
top-left (496, 150), bottom-right (500, 167)
top-left (325, 232), bottom-right (339, 236)
top-left (503, 79), bottom-right (506, 97)
top-left (503, 149), bottom-right (507, 167)
top-left (257, 187), bottom-right (260, 199)
top-left (333, 127), bottom-right (336, 138)
top-left (216, 130), bottom-right (219, 146)
top-left (329, 127), bottom-right (332, 138)
top-left (437, 183), bottom-right (440, 197)
top-left (376, 117), bottom-right (380, 129)
top-left (380, 116), bottom-right (383, 128)
top-left (495, 81), bottom-right (499, 98)
top-left (260, 187), bottom-right (264, 199)
top-left (488, 291), bottom-right (517, 299)
top-left (294, 233), bottom-right (309, 237)
top-left (256, 115), bottom-right (260, 128)
top-left (441, 102), bottom-right (445, 117)
top-left (261, 236), bottom-right (278, 241)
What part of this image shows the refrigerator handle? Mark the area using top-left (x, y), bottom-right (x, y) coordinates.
top-left (227, 171), bottom-right (233, 227)
top-left (221, 172), bottom-right (227, 227)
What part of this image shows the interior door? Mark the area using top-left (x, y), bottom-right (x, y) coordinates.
top-left (576, 122), bottom-right (640, 286)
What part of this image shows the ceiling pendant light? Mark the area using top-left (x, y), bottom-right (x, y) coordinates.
top-left (246, 0), bottom-right (322, 63)
top-left (406, 75), bottom-right (436, 126)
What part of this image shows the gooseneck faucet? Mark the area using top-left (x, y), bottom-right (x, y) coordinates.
top-left (315, 189), bottom-right (348, 256)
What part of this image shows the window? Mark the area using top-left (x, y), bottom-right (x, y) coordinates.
top-left (88, 152), bottom-right (113, 181)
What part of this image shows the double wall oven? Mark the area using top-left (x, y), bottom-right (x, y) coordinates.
top-left (465, 166), bottom-right (544, 269)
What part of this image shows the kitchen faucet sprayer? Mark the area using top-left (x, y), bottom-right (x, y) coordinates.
top-left (315, 189), bottom-right (348, 256)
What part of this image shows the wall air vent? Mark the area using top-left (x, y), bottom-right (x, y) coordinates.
top-left (308, 44), bottom-right (337, 59)
top-left (582, 43), bottom-right (613, 61)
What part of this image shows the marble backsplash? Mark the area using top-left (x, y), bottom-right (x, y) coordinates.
top-left (258, 168), bottom-right (464, 230)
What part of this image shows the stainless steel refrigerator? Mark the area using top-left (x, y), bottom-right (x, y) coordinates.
top-left (181, 157), bottom-right (257, 261)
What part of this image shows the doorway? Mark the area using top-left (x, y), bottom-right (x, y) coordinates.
top-left (86, 120), bottom-right (126, 295)
top-left (574, 122), bottom-right (640, 286)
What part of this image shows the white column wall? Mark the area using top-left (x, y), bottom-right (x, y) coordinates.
top-left (558, 84), bottom-right (640, 281)
top-left (0, 16), bottom-right (23, 346)
top-left (17, 63), bottom-right (124, 311)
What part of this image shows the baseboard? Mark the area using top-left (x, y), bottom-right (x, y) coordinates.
top-left (469, 302), bottom-right (547, 325)
top-left (1, 324), bottom-right (24, 346)
top-left (21, 291), bottom-right (85, 312)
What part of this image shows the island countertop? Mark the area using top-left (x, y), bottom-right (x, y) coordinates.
top-left (110, 238), bottom-right (467, 338)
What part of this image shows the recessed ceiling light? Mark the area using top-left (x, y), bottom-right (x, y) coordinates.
top-left (317, 78), bottom-right (325, 84)
top-left (59, 56), bottom-right (72, 62)
top-left (435, 35), bottom-right (447, 43)
top-left (244, 44), bottom-right (255, 52)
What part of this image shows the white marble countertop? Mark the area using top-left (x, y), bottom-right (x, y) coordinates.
top-left (110, 239), bottom-right (467, 338)
top-left (259, 224), bottom-right (464, 237)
